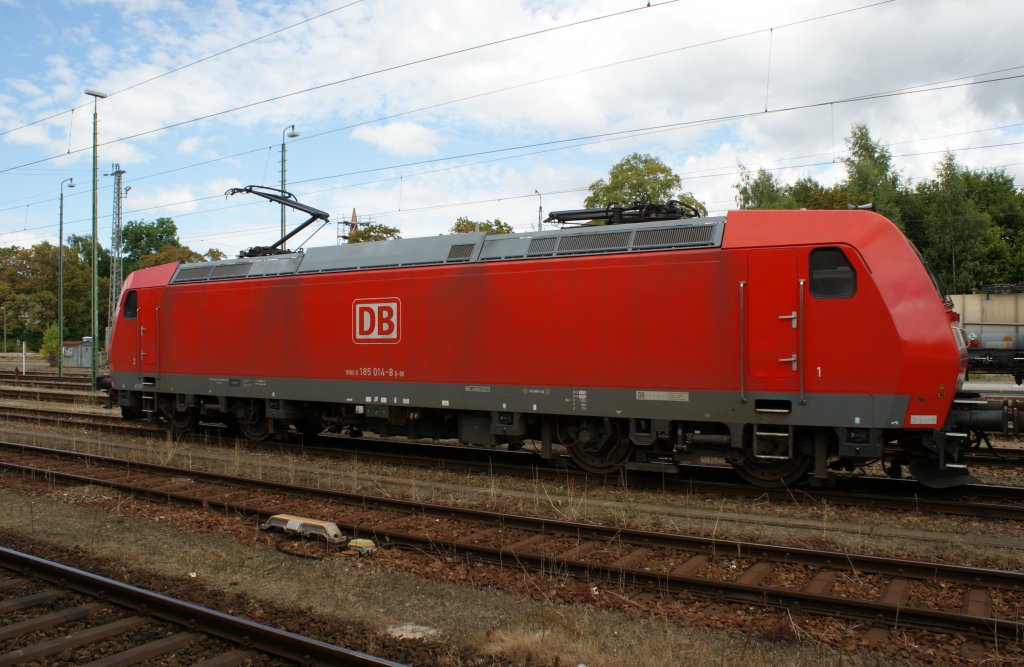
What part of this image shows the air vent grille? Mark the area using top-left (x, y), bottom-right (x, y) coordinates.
top-left (210, 263), bottom-right (253, 279)
top-left (633, 225), bottom-right (714, 248)
top-left (447, 243), bottom-right (475, 261)
top-left (172, 266), bottom-right (213, 283)
top-left (556, 231), bottom-right (630, 254)
top-left (527, 237), bottom-right (557, 255)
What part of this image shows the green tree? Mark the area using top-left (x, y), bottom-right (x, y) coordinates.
top-left (959, 168), bottom-right (1024, 281)
top-left (66, 233), bottom-right (111, 278)
top-left (726, 122), bottom-right (1024, 292)
top-left (120, 217), bottom-right (224, 272)
top-left (40, 322), bottom-right (59, 366)
top-left (137, 245), bottom-right (206, 269)
top-left (918, 153), bottom-right (996, 293)
top-left (450, 217), bottom-right (513, 234)
top-left (787, 176), bottom-right (849, 210)
top-left (348, 223), bottom-right (402, 243)
top-left (122, 217), bottom-right (180, 273)
top-left (842, 123), bottom-right (906, 223)
top-left (735, 165), bottom-right (795, 209)
top-left (585, 153), bottom-right (703, 210)
top-left (0, 241), bottom-right (102, 351)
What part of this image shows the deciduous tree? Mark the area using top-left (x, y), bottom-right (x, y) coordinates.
top-left (347, 223), bottom-right (402, 243)
top-left (450, 217), bottom-right (513, 234)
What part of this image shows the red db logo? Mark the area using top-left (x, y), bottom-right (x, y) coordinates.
top-left (353, 298), bottom-right (401, 344)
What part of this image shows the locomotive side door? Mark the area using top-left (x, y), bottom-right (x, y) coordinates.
top-left (136, 288), bottom-right (160, 376)
top-left (746, 249), bottom-right (801, 383)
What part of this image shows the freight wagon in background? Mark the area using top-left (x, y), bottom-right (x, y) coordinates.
top-left (953, 286), bottom-right (1024, 384)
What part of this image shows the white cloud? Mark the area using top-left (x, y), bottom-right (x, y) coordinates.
top-left (351, 122), bottom-right (440, 156)
top-left (1, 0), bottom-right (1022, 253)
top-left (124, 185), bottom-right (199, 218)
top-left (177, 136), bottom-right (200, 154)
top-left (6, 79), bottom-right (42, 97)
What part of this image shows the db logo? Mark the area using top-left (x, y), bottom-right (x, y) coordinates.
top-left (353, 298), bottom-right (401, 344)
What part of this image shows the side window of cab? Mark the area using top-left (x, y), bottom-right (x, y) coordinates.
top-left (123, 290), bottom-right (138, 319)
top-left (809, 247), bottom-right (856, 298)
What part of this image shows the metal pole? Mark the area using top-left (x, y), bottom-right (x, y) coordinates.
top-left (2, 307), bottom-right (5, 353)
top-left (86, 89), bottom-right (107, 388)
top-left (280, 134), bottom-right (287, 249)
top-left (280, 125), bottom-right (298, 250)
top-left (58, 177), bottom-right (74, 377)
top-left (534, 190), bottom-right (543, 232)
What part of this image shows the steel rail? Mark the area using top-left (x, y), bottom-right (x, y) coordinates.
top-left (0, 547), bottom-right (405, 667)
top-left (4, 406), bottom-right (1024, 521)
top-left (0, 387), bottom-right (105, 405)
top-left (3, 443), bottom-right (1023, 596)
top-left (4, 437), bottom-right (1024, 542)
top-left (4, 455), bottom-right (1022, 640)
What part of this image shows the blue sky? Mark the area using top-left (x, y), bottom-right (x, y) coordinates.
top-left (1, 0), bottom-right (1022, 258)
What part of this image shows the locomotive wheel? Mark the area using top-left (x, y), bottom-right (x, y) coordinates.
top-left (169, 408), bottom-right (200, 435)
top-left (235, 401), bottom-right (271, 442)
top-left (729, 453), bottom-right (813, 488)
top-left (157, 397), bottom-right (200, 435)
top-left (564, 419), bottom-right (633, 474)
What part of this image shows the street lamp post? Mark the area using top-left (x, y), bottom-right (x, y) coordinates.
top-left (280, 124), bottom-right (299, 250)
top-left (85, 89), bottom-right (107, 388)
top-left (58, 177), bottom-right (75, 377)
top-left (534, 190), bottom-right (543, 232)
top-left (2, 307), bottom-right (5, 353)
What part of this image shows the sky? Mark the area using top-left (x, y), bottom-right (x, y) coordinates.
top-left (0, 0), bottom-right (1022, 259)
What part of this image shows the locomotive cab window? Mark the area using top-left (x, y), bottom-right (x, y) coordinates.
top-left (809, 247), bottom-right (856, 298)
top-left (123, 290), bottom-right (138, 319)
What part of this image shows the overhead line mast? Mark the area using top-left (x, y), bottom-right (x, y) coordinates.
top-left (107, 164), bottom-right (127, 331)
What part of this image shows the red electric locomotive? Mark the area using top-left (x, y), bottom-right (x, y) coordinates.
top-left (104, 188), bottom-right (1018, 488)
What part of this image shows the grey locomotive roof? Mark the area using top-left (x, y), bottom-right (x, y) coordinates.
top-left (170, 216), bottom-right (726, 285)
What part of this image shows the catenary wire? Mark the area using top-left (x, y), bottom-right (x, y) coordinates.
top-left (0, 0), bottom-right (683, 175)
top-left (0, 1), bottom-right (365, 139)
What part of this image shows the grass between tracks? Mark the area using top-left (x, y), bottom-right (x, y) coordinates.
top-left (0, 423), bottom-right (1022, 665)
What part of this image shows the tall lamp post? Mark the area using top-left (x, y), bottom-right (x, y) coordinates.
top-left (2, 307), bottom-right (5, 353)
top-left (534, 189), bottom-right (543, 232)
top-left (280, 124), bottom-right (299, 250)
top-left (58, 177), bottom-right (75, 377)
top-left (85, 89), bottom-right (107, 388)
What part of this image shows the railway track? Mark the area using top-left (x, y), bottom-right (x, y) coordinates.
top-left (0, 387), bottom-right (104, 407)
top-left (0, 547), bottom-right (402, 666)
top-left (1, 441), bottom-right (1021, 646)
top-left (3, 402), bottom-right (1024, 521)
top-left (0, 404), bottom-right (157, 435)
top-left (0, 372), bottom-right (93, 391)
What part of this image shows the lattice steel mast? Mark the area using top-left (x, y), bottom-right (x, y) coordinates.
top-left (107, 164), bottom-right (126, 330)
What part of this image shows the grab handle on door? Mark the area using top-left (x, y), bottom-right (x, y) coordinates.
top-left (778, 311), bottom-right (797, 328)
top-left (778, 354), bottom-right (797, 371)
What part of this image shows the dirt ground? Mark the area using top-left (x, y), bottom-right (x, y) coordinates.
top-left (0, 486), bottom-right (879, 667)
top-left (2, 422), bottom-right (1022, 665)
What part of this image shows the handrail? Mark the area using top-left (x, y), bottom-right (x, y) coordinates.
top-left (798, 279), bottom-right (806, 405)
top-left (739, 280), bottom-right (747, 403)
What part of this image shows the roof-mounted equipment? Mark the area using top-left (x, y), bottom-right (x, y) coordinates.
top-left (545, 200), bottom-right (701, 226)
top-left (226, 185), bottom-right (331, 258)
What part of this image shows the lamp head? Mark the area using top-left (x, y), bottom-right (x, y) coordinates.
top-left (67, 178), bottom-right (75, 188)
top-left (84, 89), bottom-right (108, 99)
